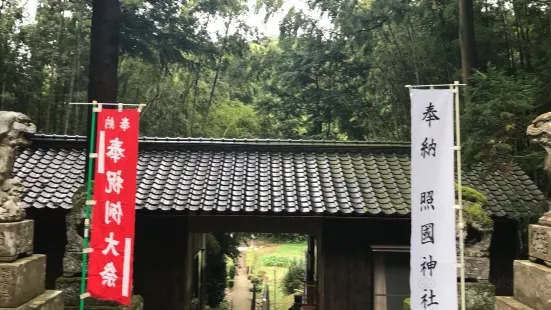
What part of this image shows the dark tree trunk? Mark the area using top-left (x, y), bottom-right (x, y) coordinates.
top-left (85, 0), bottom-right (121, 180)
top-left (459, 0), bottom-right (477, 84)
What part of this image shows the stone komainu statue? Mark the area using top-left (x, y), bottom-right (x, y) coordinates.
top-left (526, 112), bottom-right (551, 225)
top-left (0, 111), bottom-right (36, 222)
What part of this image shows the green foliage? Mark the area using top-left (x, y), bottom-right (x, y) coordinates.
top-left (206, 232), bottom-right (244, 308)
top-left (281, 259), bottom-right (305, 295)
top-left (262, 255), bottom-right (294, 267)
top-left (228, 264), bottom-right (237, 279)
top-left (256, 233), bottom-right (307, 244)
top-left (218, 300), bottom-right (231, 310)
top-left (5, 0), bottom-right (551, 184)
top-left (249, 285), bottom-right (262, 293)
top-left (205, 245), bottom-right (227, 308)
top-left (462, 66), bottom-right (542, 168)
top-left (4, 0), bottom-right (551, 221)
top-left (227, 279), bottom-right (234, 289)
top-left (206, 300), bottom-right (231, 310)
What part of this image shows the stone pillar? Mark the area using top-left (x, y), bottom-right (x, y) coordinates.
top-left (0, 111), bottom-right (64, 309)
top-left (54, 185), bottom-right (144, 310)
top-left (494, 112), bottom-right (551, 309)
top-left (0, 220), bottom-right (65, 309)
top-left (494, 224), bottom-right (551, 310)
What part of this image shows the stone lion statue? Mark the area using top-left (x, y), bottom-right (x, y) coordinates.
top-left (0, 111), bottom-right (36, 222)
top-left (527, 112), bottom-right (551, 225)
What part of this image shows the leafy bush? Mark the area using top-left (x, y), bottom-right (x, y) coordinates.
top-left (228, 265), bottom-right (237, 279)
top-left (206, 234), bottom-right (230, 308)
top-left (256, 233), bottom-right (307, 244)
top-left (249, 285), bottom-right (262, 293)
top-left (262, 255), bottom-right (293, 267)
top-left (227, 279), bottom-right (234, 289)
top-left (205, 301), bottom-right (231, 310)
top-left (251, 274), bottom-right (263, 286)
top-left (256, 270), bottom-right (266, 280)
top-left (282, 260), bottom-right (305, 295)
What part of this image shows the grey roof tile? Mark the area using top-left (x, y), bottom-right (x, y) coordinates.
top-left (11, 134), bottom-right (547, 218)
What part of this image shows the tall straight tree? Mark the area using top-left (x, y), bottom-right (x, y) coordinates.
top-left (85, 0), bottom-right (121, 179)
top-left (459, 0), bottom-right (476, 84)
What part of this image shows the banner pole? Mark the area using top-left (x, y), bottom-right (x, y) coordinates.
top-left (452, 81), bottom-right (466, 310)
top-left (80, 100), bottom-right (99, 310)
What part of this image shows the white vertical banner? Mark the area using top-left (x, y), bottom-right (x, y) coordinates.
top-left (410, 89), bottom-right (457, 310)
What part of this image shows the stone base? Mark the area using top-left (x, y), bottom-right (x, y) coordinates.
top-left (528, 224), bottom-right (551, 265)
top-left (0, 290), bottom-right (64, 310)
top-left (494, 296), bottom-right (534, 310)
top-left (0, 254), bottom-right (46, 308)
top-left (513, 260), bottom-right (551, 310)
top-left (465, 282), bottom-right (495, 310)
top-left (0, 220), bottom-right (34, 263)
top-left (64, 295), bottom-right (144, 310)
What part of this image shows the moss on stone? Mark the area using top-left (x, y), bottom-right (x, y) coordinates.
top-left (454, 184), bottom-right (493, 226)
top-left (464, 203), bottom-right (494, 226)
top-left (403, 298), bottom-right (411, 310)
top-left (455, 184), bottom-right (488, 206)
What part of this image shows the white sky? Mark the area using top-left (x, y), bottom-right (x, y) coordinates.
top-left (22, 0), bottom-right (331, 38)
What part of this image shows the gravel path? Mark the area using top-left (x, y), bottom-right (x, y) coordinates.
top-left (232, 254), bottom-right (252, 310)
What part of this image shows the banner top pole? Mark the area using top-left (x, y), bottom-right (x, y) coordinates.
top-left (68, 102), bottom-right (146, 107)
top-left (405, 83), bottom-right (466, 88)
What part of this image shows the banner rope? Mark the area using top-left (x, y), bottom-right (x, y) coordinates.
top-left (80, 100), bottom-right (98, 310)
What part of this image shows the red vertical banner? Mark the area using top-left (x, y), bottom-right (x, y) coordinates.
top-left (87, 109), bottom-right (139, 305)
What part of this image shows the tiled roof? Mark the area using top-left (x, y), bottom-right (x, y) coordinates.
top-left (12, 134), bottom-right (546, 218)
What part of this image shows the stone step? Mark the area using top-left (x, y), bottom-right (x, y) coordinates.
top-left (0, 254), bottom-right (46, 308)
top-left (514, 260), bottom-right (551, 310)
top-left (0, 290), bottom-right (64, 310)
top-left (495, 297), bottom-right (535, 310)
top-left (0, 220), bottom-right (34, 263)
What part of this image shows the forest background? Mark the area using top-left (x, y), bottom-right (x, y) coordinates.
top-left (2, 0), bottom-right (551, 190)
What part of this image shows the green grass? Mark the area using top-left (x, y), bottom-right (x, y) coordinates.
top-left (249, 243), bottom-right (307, 310)
top-left (277, 243), bottom-right (307, 256)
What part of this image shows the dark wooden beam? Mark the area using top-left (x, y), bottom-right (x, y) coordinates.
top-left (186, 215), bottom-right (323, 235)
